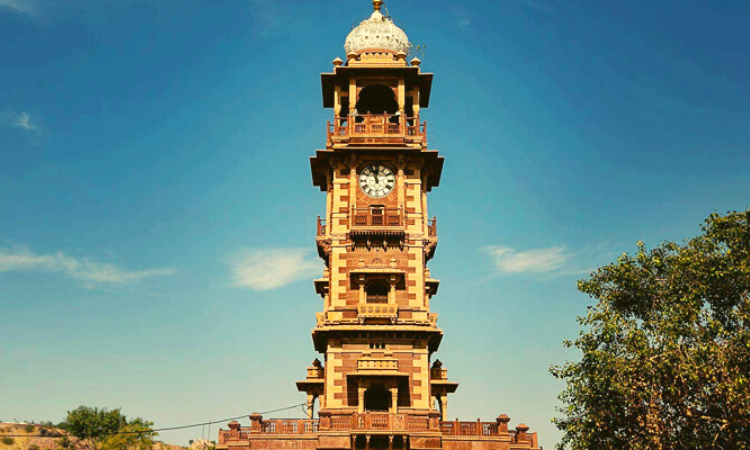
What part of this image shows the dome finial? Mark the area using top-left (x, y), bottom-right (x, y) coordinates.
top-left (373, 0), bottom-right (383, 11)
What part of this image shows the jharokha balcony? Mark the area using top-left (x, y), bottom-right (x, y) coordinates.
top-left (327, 114), bottom-right (427, 148)
top-left (219, 413), bottom-right (538, 447)
top-left (316, 210), bottom-right (437, 237)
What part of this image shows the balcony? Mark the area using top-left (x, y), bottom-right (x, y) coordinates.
top-left (427, 216), bottom-right (437, 237)
top-left (322, 412), bottom-right (439, 433)
top-left (327, 114), bottom-right (427, 147)
top-left (356, 356), bottom-right (399, 373)
top-left (357, 304), bottom-right (398, 323)
top-left (316, 216), bottom-right (326, 236)
top-left (353, 207), bottom-right (402, 227)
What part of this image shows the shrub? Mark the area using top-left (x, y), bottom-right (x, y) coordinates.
top-left (29, 445), bottom-right (41, 450)
top-left (1, 437), bottom-right (14, 445)
top-left (25, 424), bottom-right (36, 433)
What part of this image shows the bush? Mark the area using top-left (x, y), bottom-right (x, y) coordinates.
top-left (1, 437), bottom-right (14, 445)
top-left (25, 425), bottom-right (36, 433)
top-left (29, 445), bottom-right (40, 450)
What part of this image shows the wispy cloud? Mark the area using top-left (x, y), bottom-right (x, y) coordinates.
top-left (485, 245), bottom-right (570, 274)
top-left (0, 244), bottom-right (176, 287)
top-left (0, 0), bottom-right (34, 15)
top-left (12, 112), bottom-right (36, 130)
top-left (229, 248), bottom-right (321, 291)
top-left (457, 18), bottom-right (471, 30)
top-left (509, 0), bottom-right (558, 14)
top-left (2, 110), bottom-right (39, 131)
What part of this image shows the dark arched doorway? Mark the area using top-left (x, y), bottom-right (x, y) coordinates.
top-left (366, 282), bottom-right (389, 304)
top-left (356, 85), bottom-right (398, 115)
top-left (364, 385), bottom-right (391, 411)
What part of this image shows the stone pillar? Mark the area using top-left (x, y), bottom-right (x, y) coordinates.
top-left (496, 415), bottom-right (510, 435)
top-left (359, 274), bottom-right (366, 305)
top-left (396, 160), bottom-right (405, 210)
top-left (349, 156), bottom-right (357, 213)
top-left (439, 395), bottom-right (448, 421)
top-left (398, 78), bottom-right (406, 131)
top-left (358, 384), bottom-right (366, 414)
top-left (228, 421), bottom-right (240, 440)
top-left (306, 394), bottom-right (315, 419)
top-left (516, 424), bottom-right (529, 443)
top-left (391, 385), bottom-right (399, 414)
top-left (249, 413), bottom-right (263, 434)
top-left (349, 78), bottom-right (357, 113)
top-left (388, 275), bottom-right (396, 304)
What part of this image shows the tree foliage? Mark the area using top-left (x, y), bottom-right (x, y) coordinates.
top-left (551, 209), bottom-right (750, 450)
top-left (61, 406), bottom-right (156, 450)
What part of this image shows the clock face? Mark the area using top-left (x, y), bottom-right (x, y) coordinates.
top-left (359, 164), bottom-right (395, 198)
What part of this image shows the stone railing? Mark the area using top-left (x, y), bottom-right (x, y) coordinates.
top-left (319, 412), bottom-right (440, 432)
top-left (327, 115), bottom-right (426, 142)
top-left (357, 357), bottom-right (398, 372)
top-left (218, 418), bottom-right (319, 443)
top-left (427, 217), bottom-right (437, 237)
top-left (439, 420), bottom-right (497, 436)
top-left (438, 417), bottom-right (536, 446)
top-left (316, 216), bottom-right (326, 236)
top-left (219, 414), bottom-right (534, 444)
top-left (352, 207), bottom-right (403, 228)
top-left (357, 304), bottom-right (398, 323)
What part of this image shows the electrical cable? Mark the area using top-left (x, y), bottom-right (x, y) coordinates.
top-left (3, 402), bottom-right (309, 438)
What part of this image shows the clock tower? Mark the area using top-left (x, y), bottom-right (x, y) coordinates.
top-left (218, 2), bottom-right (541, 450)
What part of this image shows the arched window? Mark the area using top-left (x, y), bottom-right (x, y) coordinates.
top-left (366, 282), bottom-right (389, 304)
top-left (356, 85), bottom-right (398, 115)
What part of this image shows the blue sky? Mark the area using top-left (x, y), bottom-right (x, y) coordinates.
top-left (1, 0), bottom-right (749, 448)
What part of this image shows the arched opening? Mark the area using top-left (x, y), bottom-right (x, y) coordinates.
top-left (366, 282), bottom-right (389, 304)
top-left (364, 384), bottom-right (391, 412)
top-left (356, 85), bottom-right (398, 115)
top-left (393, 435), bottom-right (406, 450)
top-left (354, 435), bottom-right (367, 450)
top-left (369, 436), bottom-right (389, 449)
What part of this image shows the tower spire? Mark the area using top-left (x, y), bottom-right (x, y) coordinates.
top-left (373, 0), bottom-right (382, 11)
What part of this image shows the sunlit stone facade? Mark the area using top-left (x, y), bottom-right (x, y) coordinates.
top-left (217, 2), bottom-right (541, 450)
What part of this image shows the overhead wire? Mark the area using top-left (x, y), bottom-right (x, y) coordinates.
top-left (4, 402), bottom-right (309, 438)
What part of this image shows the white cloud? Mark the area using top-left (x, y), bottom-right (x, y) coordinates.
top-left (229, 248), bottom-right (322, 291)
top-left (0, 0), bottom-right (33, 15)
top-left (0, 244), bottom-right (176, 286)
top-left (2, 110), bottom-right (39, 132)
top-left (485, 245), bottom-right (570, 274)
top-left (457, 19), bottom-right (471, 30)
top-left (12, 112), bottom-right (36, 130)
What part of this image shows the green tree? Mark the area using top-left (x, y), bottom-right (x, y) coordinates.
top-left (551, 209), bottom-right (750, 450)
top-left (61, 406), bottom-right (156, 450)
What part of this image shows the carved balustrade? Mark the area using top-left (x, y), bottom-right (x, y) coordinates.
top-left (220, 415), bottom-right (530, 440)
top-left (326, 115), bottom-right (426, 143)
top-left (427, 217), bottom-right (437, 237)
top-left (357, 357), bottom-right (398, 372)
top-left (439, 420), bottom-right (501, 436)
top-left (219, 419), bottom-right (320, 441)
top-left (317, 216), bottom-right (326, 236)
top-left (352, 207), bottom-right (402, 228)
top-left (357, 304), bottom-right (398, 322)
top-left (319, 413), bottom-right (438, 432)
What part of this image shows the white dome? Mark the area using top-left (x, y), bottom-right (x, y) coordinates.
top-left (344, 10), bottom-right (410, 56)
